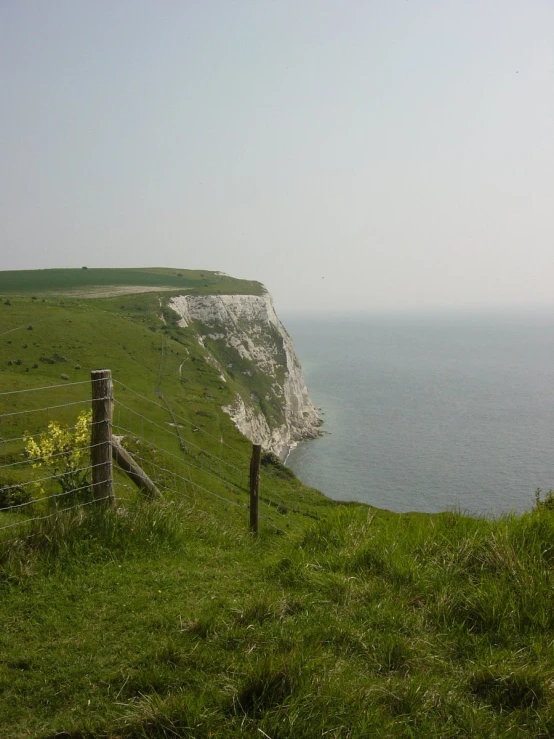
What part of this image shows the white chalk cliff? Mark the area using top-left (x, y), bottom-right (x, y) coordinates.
top-left (169, 292), bottom-right (321, 458)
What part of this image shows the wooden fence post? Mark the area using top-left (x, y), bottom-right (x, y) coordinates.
top-left (90, 369), bottom-right (115, 505)
top-left (249, 443), bottom-right (261, 535)
top-left (112, 436), bottom-right (162, 499)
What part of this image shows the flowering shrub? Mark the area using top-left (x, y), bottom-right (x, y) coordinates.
top-left (24, 410), bottom-right (93, 505)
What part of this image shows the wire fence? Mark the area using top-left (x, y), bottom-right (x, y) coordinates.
top-left (112, 379), bottom-right (296, 530)
top-left (111, 395), bottom-right (287, 534)
top-left (0, 378), bottom-right (114, 541)
top-left (0, 371), bottom-right (296, 545)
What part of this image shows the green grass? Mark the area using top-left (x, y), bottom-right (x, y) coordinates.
top-left (1, 270), bottom-right (554, 736)
top-left (1, 501), bottom-right (553, 737)
top-left (0, 267), bottom-right (264, 297)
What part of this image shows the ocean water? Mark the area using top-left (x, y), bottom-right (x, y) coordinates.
top-left (285, 312), bottom-right (554, 516)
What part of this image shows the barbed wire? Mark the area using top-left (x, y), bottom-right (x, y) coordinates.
top-left (0, 459), bottom-right (105, 496)
top-left (140, 455), bottom-right (248, 511)
top-left (0, 439), bottom-right (107, 471)
top-left (112, 403), bottom-right (292, 529)
top-left (153, 480), bottom-right (196, 504)
top-left (258, 515), bottom-right (287, 535)
top-left (113, 400), bottom-right (180, 440)
top-left (0, 491), bottom-right (136, 548)
top-left (113, 401), bottom-right (246, 476)
top-left (113, 379), bottom-right (243, 453)
top-left (113, 424), bottom-right (246, 494)
top-left (114, 481), bottom-right (136, 495)
top-left (0, 478), bottom-right (98, 513)
top-left (115, 428), bottom-right (287, 533)
top-left (0, 491), bottom-right (112, 533)
top-left (258, 466), bottom-right (321, 521)
top-left (0, 374), bottom-right (294, 539)
top-left (112, 389), bottom-right (292, 529)
top-left (0, 379), bottom-right (100, 397)
top-left (4, 420), bottom-right (245, 514)
top-left (0, 417), bottom-right (106, 448)
top-left (0, 397), bottom-right (104, 420)
top-left (111, 431), bottom-right (248, 512)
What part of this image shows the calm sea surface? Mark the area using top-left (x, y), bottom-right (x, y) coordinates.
top-left (285, 312), bottom-right (554, 516)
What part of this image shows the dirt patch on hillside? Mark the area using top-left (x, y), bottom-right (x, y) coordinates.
top-left (50, 286), bottom-right (192, 298)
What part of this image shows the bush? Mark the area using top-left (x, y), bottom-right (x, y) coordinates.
top-left (0, 479), bottom-right (32, 510)
top-left (24, 411), bottom-right (93, 505)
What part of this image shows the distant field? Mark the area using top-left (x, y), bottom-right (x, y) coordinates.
top-left (0, 267), bottom-right (264, 297)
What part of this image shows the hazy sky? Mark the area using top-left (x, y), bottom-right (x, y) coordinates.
top-left (1, 1), bottom-right (553, 314)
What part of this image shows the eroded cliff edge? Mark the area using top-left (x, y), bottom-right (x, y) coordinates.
top-left (169, 291), bottom-right (321, 458)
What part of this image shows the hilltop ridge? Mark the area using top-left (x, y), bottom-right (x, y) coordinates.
top-left (0, 266), bottom-right (264, 298)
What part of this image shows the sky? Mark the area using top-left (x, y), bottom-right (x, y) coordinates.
top-left (1, 1), bottom-right (553, 315)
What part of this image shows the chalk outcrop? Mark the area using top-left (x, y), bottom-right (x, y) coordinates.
top-left (169, 292), bottom-right (321, 458)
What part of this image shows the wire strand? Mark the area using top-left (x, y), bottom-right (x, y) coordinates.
top-left (0, 480), bottom-right (98, 513)
top-left (118, 449), bottom-right (248, 511)
top-left (0, 398), bottom-right (108, 420)
top-left (113, 402), bottom-right (245, 475)
top-left (113, 424), bottom-right (246, 493)
top-left (0, 459), bottom-right (106, 495)
top-left (113, 379), bottom-right (242, 453)
top-left (0, 418), bottom-right (106, 448)
top-left (0, 492), bottom-right (112, 532)
top-left (0, 439), bottom-right (107, 470)
top-left (0, 379), bottom-right (98, 397)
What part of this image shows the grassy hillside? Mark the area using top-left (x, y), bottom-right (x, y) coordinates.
top-left (1, 269), bottom-right (554, 737)
top-left (0, 286), bottom-right (320, 535)
top-left (0, 267), bottom-right (264, 297)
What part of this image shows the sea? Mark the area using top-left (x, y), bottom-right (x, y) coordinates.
top-left (284, 311), bottom-right (554, 516)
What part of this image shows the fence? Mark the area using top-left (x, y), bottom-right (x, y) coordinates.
top-left (0, 376), bottom-right (109, 539)
top-left (0, 369), bottom-right (282, 543)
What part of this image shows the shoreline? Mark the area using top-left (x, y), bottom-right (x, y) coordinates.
top-left (282, 406), bottom-right (326, 465)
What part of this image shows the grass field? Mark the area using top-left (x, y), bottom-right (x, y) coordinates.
top-left (0, 267), bottom-right (264, 297)
top-left (1, 269), bottom-right (553, 737)
top-left (2, 499), bottom-right (554, 737)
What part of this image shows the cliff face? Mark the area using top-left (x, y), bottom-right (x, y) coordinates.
top-left (169, 292), bottom-right (321, 458)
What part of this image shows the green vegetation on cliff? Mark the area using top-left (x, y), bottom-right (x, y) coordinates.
top-left (0, 267), bottom-right (264, 297)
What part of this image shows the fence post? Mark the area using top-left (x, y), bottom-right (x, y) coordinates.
top-left (249, 443), bottom-right (261, 536)
top-left (91, 369), bottom-right (115, 505)
top-left (112, 436), bottom-right (162, 499)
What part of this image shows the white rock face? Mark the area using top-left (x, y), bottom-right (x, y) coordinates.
top-left (169, 292), bottom-right (321, 458)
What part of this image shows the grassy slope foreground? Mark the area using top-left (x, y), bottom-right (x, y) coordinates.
top-left (0, 269), bottom-right (553, 738)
